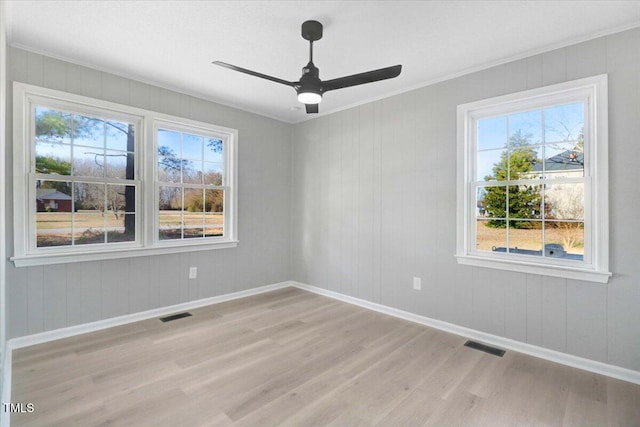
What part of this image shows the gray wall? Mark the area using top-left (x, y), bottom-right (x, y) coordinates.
top-left (292, 28), bottom-right (640, 372)
top-left (5, 47), bottom-right (292, 339)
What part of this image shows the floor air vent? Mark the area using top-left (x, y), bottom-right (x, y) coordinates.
top-left (159, 312), bottom-right (192, 323)
top-left (464, 340), bottom-right (505, 357)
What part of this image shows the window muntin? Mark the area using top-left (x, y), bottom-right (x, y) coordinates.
top-left (457, 75), bottom-right (610, 282)
top-left (32, 105), bottom-right (139, 250)
top-left (156, 125), bottom-right (227, 241)
top-left (13, 83), bottom-right (238, 266)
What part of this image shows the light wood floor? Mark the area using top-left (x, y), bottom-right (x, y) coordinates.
top-left (11, 287), bottom-right (640, 426)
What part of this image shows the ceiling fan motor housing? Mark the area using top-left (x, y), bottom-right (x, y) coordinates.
top-left (297, 62), bottom-right (322, 98)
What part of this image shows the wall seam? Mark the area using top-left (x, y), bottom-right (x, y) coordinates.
top-left (289, 123), bottom-right (295, 282)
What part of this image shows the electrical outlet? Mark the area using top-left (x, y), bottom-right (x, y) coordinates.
top-left (413, 277), bottom-right (421, 290)
top-left (189, 267), bottom-right (197, 279)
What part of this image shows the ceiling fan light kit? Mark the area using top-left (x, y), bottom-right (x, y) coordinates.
top-left (213, 20), bottom-right (402, 114)
top-left (297, 91), bottom-right (322, 104)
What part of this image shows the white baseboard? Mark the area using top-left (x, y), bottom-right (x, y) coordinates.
top-left (290, 281), bottom-right (640, 385)
top-left (7, 281), bottom-right (291, 351)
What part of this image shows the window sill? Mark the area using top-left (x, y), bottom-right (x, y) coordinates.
top-left (11, 240), bottom-right (239, 267)
top-left (455, 254), bottom-right (611, 283)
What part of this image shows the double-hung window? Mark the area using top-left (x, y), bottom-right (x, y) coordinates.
top-left (155, 122), bottom-right (228, 241)
top-left (13, 83), bottom-right (238, 266)
top-left (456, 75), bottom-right (610, 283)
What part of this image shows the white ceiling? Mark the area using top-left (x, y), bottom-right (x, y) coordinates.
top-left (6, 1), bottom-right (640, 123)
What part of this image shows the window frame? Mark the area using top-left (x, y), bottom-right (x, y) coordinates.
top-left (152, 118), bottom-right (233, 244)
top-left (456, 75), bottom-right (611, 283)
top-left (26, 97), bottom-right (144, 253)
top-left (12, 82), bottom-right (238, 267)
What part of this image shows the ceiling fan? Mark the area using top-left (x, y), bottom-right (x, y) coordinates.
top-left (213, 20), bottom-right (402, 114)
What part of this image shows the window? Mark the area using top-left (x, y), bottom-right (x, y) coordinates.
top-left (456, 75), bottom-right (610, 283)
top-left (155, 123), bottom-right (227, 241)
top-left (32, 106), bottom-right (140, 249)
top-left (12, 83), bottom-right (238, 267)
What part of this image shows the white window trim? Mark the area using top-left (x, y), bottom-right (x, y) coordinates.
top-left (151, 117), bottom-right (236, 246)
top-left (12, 82), bottom-right (238, 267)
top-left (456, 75), bottom-right (611, 283)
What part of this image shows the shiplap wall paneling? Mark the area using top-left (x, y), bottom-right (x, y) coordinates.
top-left (292, 27), bottom-right (640, 372)
top-left (5, 46), bottom-right (292, 339)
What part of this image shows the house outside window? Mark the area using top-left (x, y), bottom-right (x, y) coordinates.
top-left (456, 75), bottom-right (610, 283)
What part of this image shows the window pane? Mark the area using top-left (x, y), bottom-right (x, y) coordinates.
top-left (205, 189), bottom-right (224, 213)
top-left (73, 146), bottom-right (104, 177)
top-left (106, 213), bottom-right (135, 243)
top-left (73, 115), bottom-right (105, 148)
top-left (479, 186), bottom-right (506, 224)
top-left (184, 220), bottom-right (204, 239)
top-left (159, 185), bottom-right (181, 210)
top-left (544, 221), bottom-right (584, 261)
top-left (478, 116), bottom-right (507, 150)
top-left (105, 150), bottom-right (129, 179)
top-left (543, 142), bottom-right (583, 178)
top-left (205, 190), bottom-right (224, 237)
top-left (508, 185), bottom-right (542, 220)
top-left (205, 214), bottom-right (223, 237)
top-left (158, 129), bottom-right (181, 158)
top-left (182, 133), bottom-right (203, 160)
top-left (158, 157), bottom-right (182, 183)
top-left (509, 110), bottom-right (542, 146)
top-left (74, 214), bottom-right (106, 245)
top-left (544, 102), bottom-right (584, 144)
top-left (179, 159), bottom-right (197, 183)
top-left (476, 187), bottom-right (487, 219)
top-left (159, 186), bottom-right (182, 240)
top-left (508, 220), bottom-right (542, 255)
top-left (35, 107), bottom-right (72, 144)
top-left (508, 145), bottom-right (540, 181)
top-left (203, 162), bottom-right (223, 185)
top-left (36, 212), bottom-right (72, 247)
top-left (35, 142), bottom-right (71, 175)
top-left (544, 183), bottom-right (584, 220)
top-left (36, 181), bottom-right (73, 212)
top-left (204, 138), bottom-right (223, 162)
top-left (74, 182), bottom-right (105, 212)
top-left (106, 184), bottom-right (135, 214)
top-left (184, 188), bottom-right (204, 213)
top-left (105, 120), bottom-right (131, 151)
top-left (35, 181), bottom-right (72, 247)
top-left (184, 188), bottom-right (204, 238)
top-left (183, 161), bottom-right (203, 184)
top-left (476, 219), bottom-right (506, 252)
top-left (477, 149), bottom-right (507, 181)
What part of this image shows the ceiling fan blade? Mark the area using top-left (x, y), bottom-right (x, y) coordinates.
top-left (322, 65), bottom-right (402, 92)
top-left (305, 104), bottom-right (319, 114)
top-left (213, 61), bottom-right (297, 87)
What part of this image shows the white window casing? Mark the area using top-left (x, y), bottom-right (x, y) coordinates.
top-left (456, 75), bottom-right (611, 283)
top-left (12, 82), bottom-right (238, 267)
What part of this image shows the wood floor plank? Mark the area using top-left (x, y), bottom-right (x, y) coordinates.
top-left (562, 391), bottom-right (608, 427)
top-left (10, 287), bottom-right (640, 427)
top-left (606, 377), bottom-right (640, 427)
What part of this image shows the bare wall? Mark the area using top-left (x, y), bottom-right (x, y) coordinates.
top-left (292, 28), bottom-right (640, 372)
top-left (5, 47), bottom-right (292, 339)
